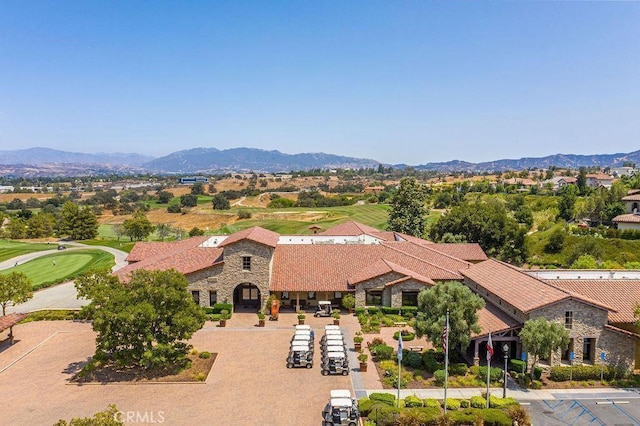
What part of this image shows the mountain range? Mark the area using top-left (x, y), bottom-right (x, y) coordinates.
top-left (0, 147), bottom-right (638, 177)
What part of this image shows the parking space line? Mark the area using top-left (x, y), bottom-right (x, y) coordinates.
top-left (609, 399), bottom-right (640, 425)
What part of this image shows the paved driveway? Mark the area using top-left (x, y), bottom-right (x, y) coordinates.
top-left (0, 313), bottom-right (355, 425)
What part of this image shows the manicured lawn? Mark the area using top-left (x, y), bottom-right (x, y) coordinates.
top-left (0, 240), bottom-right (55, 262)
top-left (82, 237), bottom-right (135, 253)
top-left (1, 249), bottom-right (115, 289)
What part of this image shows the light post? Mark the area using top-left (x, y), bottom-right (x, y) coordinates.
top-left (502, 343), bottom-right (509, 398)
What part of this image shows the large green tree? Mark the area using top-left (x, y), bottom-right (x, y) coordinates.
top-left (75, 269), bottom-right (206, 369)
top-left (0, 272), bottom-right (33, 315)
top-left (557, 186), bottom-right (577, 221)
top-left (387, 177), bottom-right (429, 237)
top-left (57, 201), bottom-right (99, 240)
top-left (519, 317), bottom-right (570, 379)
top-left (429, 198), bottom-right (527, 263)
top-left (122, 210), bottom-right (154, 241)
top-left (414, 281), bottom-right (485, 351)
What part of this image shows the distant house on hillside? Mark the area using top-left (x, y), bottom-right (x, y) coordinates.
top-left (502, 178), bottom-right (537, 192)
top-left (612, 190), bottom-right (640, 231)
top-left (611, 166), bottom-right (637, 178)
top-left (586, 173), bottom-right (614, 189)
top-left (557, 177), bottom-right (577, 188)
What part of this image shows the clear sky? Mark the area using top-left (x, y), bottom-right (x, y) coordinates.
top-left (0, 1), bottom-right (638, 165)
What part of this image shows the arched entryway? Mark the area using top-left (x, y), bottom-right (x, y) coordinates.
top-left (233, 283), bottom-right (261, 310)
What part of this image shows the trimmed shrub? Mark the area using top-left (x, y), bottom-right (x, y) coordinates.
top-left (367, 404), bottom-right (400, 426)
top-left (198, 351), bottom-right (211, 359)
top-left (423, 398), bottom-right (441, 409)
top-left (550, 365), bottom-right (615, 382)
top-left (400, 306), bottom-right (418, 316)
top-left (482, 408), bottom-right (512, 426)
top-left (358, 398), bottom-right (375, 416)
top-left (367, 307), bottom-right (379, 315)
top-left (380, 306), bottom-right (400, 315)
top-left (530, 380), bottom-right (543, 389)
top-left (398, 408), bottom-right (440, 424)
top-left (422, 350), bottom-right (444, 373)
top-left (369, 392), bottom-right (396, 407)
top-left (404, 395), bottom-right (423, 408)
top-left (371, 344), bottom-right (394, 361)
top-left (470, 395), bottom-right (487, 408)
top-left (510, 359), bottom-right (527, 373)
top-left (533, 366), bottom-right (543, 380)
top-left (354, 308), bottom-right (366, 316)
top-left (433, 369), bottom-right (446, 386)
top-left (212, 303), bottom-right (233, 315)
top-left (402, 351), bottom-right (423, 369)
top-left (469, 365), bottom-right (480, 376)
top-left (393, 330), bottom-right (416, 341)
top-left (449, 362), bottom-right (468, 376)
top-left (489, 395), bottom-right (518, 408)
top-left (459, 399), bottom-right (470, 408)
top-left (449, 409), bottom-right (480, 425)
top-left (478, 366), bottom-right (503, 382)
top-left (441, 398), bottom-right (461, 410)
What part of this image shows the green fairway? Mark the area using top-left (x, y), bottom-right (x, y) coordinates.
top-left (0, 240), bottom-right (54, 262)
top-left (82, 237), bottom-right (135, 253)
top-left (2, 249), bottom-right (115, 289)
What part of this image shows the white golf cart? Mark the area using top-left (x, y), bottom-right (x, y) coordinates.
top-left (321, 351), bottom-right (349, 376)
top-left (314, 300), bottom-right (333, 317)
top-left (322, 390), bottom-right (359, 426)
top-left (287, 344), bottom-right (313, 369)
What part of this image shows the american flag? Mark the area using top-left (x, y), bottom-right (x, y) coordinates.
top-left (442, 325), bottom-right (448, 353)
top-left (487, 332), bottom-right (494, 361)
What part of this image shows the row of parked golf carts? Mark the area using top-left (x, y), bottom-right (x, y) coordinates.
top-left (322, 389), bottom-right (359, 426)
top-left (287, 325), bottom-right (314, 369)
top-left (320, 326), bottom-right (349, 376)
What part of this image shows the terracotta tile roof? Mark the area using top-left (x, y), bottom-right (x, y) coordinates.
top-left (116, 246), bottom-right (223, 280)
top-left (549, 280), bottom-right (640, 323)
top-left (604, 324), bottom-right (640, 339)
top-left (126, 236), bottom-right (209, 262)
top-left (427, 243), bottom-right (488, 262)
top-left (270, 243), bottom-right (465, 292)
top-left (380, 241), bottom-right (472, 275)
top-left (0, 312), bottom-right (28, 332)
top-left (622, 194), bottom-right (640, 201)
top-left (503, 178), bottom-right (537, 186)
top-left (218, 226), bottom-right (279, 248)
top-left (474, 302), bottom-right (522, 337)
top-left (347, 259), bottom-right (435, 286)
top-left (461, 259), bottom-right (614, 314)
top-left (586, 174), bottom-right (613, 180)
top-left (559, 177), bottom-right (577, 183)
top-left (612, 214), bottom-right (640, 224)
top-left (319, 221), bottom-right (382, 236)
top-left (391, 232), bottom-right (435, 245)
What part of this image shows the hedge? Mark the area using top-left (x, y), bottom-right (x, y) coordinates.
top-left (549, 365), bottom-right (615, 382)
top-left (449, 362), bottom-right (468, 376)
top-left (470, 396), bottom-right (487, 408)
top-left (402, 350), bottom-right (423, 369)
top-left (423, 398), bottom-right (441, 409)
top-left (211, 303), bottom-right (233, 315)
top-left (448, 409), bottom-right (511, 426)
top-left (366, 404), bottom-right (400, 426)
top-left (422, 350), bottom-right (445, 373)
top-left (369, 393), bottom-right (396, 406)
top-left (367, 307), bottom-right (379, 315)
top-left (393, 330), bottom-right (416, 341)
top-left (371, 344), bottom-right (394, 361)
top-left (478, 366), bottom-right (503, 382)
top-left (441, 398), bottom-right (461, 410)
top-left (509, 359), bottom-right (527, 373)
top-left (358, 398), bottom-right (375, 416)
top-left (355, 308), bottom-right (366, 316)
top-left (489, 396), bottom-right (518, 408)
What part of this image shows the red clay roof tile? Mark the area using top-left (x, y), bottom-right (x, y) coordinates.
top-left (218, 226), bottom-right (279, 248)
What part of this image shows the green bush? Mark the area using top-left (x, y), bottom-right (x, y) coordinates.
top-left (449, 409), bottom-right (479, 425)
top-left (367, 307), bottom-right (379, 315)
top-left (367, 404), bottom-right (400, 426)
top-left (489, 396), bottom-right (518, 408)
top-left (369, 392), bottom-right (396, 407)
top-left (482, 408), bottom-right (512, 426)
top-left (533, 366), bottom-right (543, 380)
top-left (212, 303), bottom-right (233, 315)
top-left (399, 407), bottom-right (440, 424)
top-left (422, 350), bottom-right (444, 373)
top-left (358, 398), bottom-right (374, 416)
top-left (371, 344), bottom-right (394, 361)
top-left (355, 308), bottom-right (366, 316)
top-left (402, 350), bottom-right (423, 369)
top-left (198, 351), bottom-right (211, 359)
top-left (459, 399), bottom-right (470, 408)
top-left (441, 398), bottom-right (460, 410)
top-left (509, 359), bottom-right (527, 373)
top-left (433, 369), bottom-right (446, 386)
top-left (469, 365), bottom-right (480, 376)
top-left (404, 395), bottom-right (423, 408)
top-left (400, 306), bottom-right (418, 316)
top-left (449, 362), bottom-right (468, 376)
top-left (530, 380), bottom-right (543, 389)
top-left (393, 330), bottom-right (416, 341)
top-left (478, 366), bottom-right (503, 382)
top-left (423, 398), bottom-right (441, 409)
top-left (380, 306), bottom-right (400, 315)
top-left (470, 396), bottom-right (487, 408)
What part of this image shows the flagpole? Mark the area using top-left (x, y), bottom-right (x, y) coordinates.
top-left (486, 331), bottom-right (491, 409)
top-left (443, 310), bottom-right (449, 413)
top-left (397, 328), bottom-right (403, 407)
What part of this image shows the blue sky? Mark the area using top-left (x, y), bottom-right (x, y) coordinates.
top-left (1, 1), bottom-right (638, 165)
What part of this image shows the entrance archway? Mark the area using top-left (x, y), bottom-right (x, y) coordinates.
top-left (233, 283), bottom-right (261, 310)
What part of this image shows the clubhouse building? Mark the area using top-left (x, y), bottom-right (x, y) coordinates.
top-left (116, 221), bottom-right (640, 372)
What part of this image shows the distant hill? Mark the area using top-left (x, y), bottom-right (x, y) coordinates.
top-left (0, 146), bottom-right (639, 177)
top-left (0, 147), bottom-right (153, 166)
top-left (144, 147), bottom-right (380, 173)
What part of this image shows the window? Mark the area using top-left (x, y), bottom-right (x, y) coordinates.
top-left (366, 290), bottom-right (382, 306)
top-left (191, 290), bottom-right (200, 305)
top-left (334, 292), bottom-right (342, 299)
top-left (308, 291), bottom-right (316, 300)
top-left (281, 291), bottom-right (289, 300)
top-left (565, 311), bottom-right (573, 329)
top-left (242, 256), bottom-right (251, 271)
top-left (583, 338), bottom-right (595, 362)
top-left (401, 291), bottom-right (419, 306)
top-left (209, 291), bottom-right (217, 307)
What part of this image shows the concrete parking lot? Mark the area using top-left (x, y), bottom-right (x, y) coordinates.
top-left (0, 313), bottom-right (355, 425)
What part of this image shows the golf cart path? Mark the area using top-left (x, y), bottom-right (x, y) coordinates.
top-left (3, 242), bottom-right (129, 314)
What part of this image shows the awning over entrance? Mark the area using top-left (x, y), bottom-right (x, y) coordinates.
top-left (0, 312), bottom-right (28, 345)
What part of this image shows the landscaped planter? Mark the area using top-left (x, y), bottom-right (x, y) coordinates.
top-left (359, 362), bottom-right (368, 372)
top-left (333, 319), bottom-right (340, 326)
top-left (298, 318), bottom-right (305, 325)
top-left (258, 319), bottom-right (265, 327)
top-left (354, 342), bottom-right (362, 352)
top-left (219, 320), bottom-right (227, 327)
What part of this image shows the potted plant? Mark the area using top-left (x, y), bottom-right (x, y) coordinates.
top-left (341, 293), bottom-right (356, 314)
top-left (332, 310), bottom-right (341, 325)
top-left (219, 310), bottom-right (229, 327)
top-left (353, 332), bottom-right (363, 352)
top-left (297, 311), bottom-right (306, 325)
top-left (358, 353), bottom-right (368, 372)
top-left (257, 310), bottom-right (266, 327)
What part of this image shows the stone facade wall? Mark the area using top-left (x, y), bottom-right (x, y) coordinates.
top-left (598, 328), bottom-right (637, 372)
top-left (354, 272), bottom-right (403, 308)
top-left (389, 280), bottom-right (429, 307)
top-left (527, 300), bottom-right (609, 369)
top-left (187, 240), bottom-right (274, 311)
